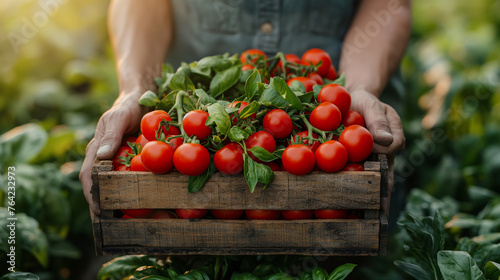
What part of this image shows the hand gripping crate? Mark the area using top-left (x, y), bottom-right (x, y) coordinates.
top-left (91, 154), bottom-right (389, 256)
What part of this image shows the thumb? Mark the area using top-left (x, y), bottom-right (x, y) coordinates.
top-left (96, 121), bottom-right (127, 159)
top-left (364, 104), bottom-right (394, 146)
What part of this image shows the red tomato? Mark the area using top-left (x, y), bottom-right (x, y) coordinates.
top-left (326, 65), bottom-right (337, 80)
top-left (173, 143), bottom-right (210, 176)
top-left (289, 131), bottom-right (320, 153)
top-left (141, 110), bottom-right (177, 141)
top-left (314, 209), bottom-right (348, 219)
top-left (228, 101), bottom-right (256, 123)
top-left (122, 214), bottom-right (134, 219)
top-left (183, 110), bottom-right (211, 140)
top-left (240, 49), bottom-right (267, 64)
top-left (301, 48), bottom-right (332, 77)
top-left (307, 73), bottom-right (324, 85)
top-left (282, 144), bottom-right (316, 176)
top-left (263, 161), bottom-right (281, 171)
top-left (263, 109), bottom-right (293, 139)
top-left (287, 77), bottom-right (317, 92)
top-left (282, 210), bottom-right (313, 220)
top-left (241, 64), bottom-right (255, 71)
top-left (114, 164), bottom-right (130, 171)
top-left (211, 209), bottom-right (245, 220)
top-left (317, 84), bottom-right (351, 116)
top-left (244, 131), bottom-right (277, 162)
top-left (176, 209), bottom-right (208, 219)
top-left (315, 140), bottom-right (348, 173)
top-left (112, 146), bottom-right (133, 169)
top-left (166, 135), bottom-right (184, 151)
top-left (130, 154), bottom-right (148, 172)
top-left (277, 53), bottom-right (301, 73)
top-left (141, 141), bottom-right (174, 174)
top-left (341, 110), bottom-right (366, 127)
top-left (338, 125), bottom-right (373, 162)
top-left (245, 210), bottom-right (281, 220)
top-left (121, 209), bottom-right (153, 218)
top-left (135, 134), bottom-right (150, 148)
top-left (309, 102), bottom-right (342, 131)
top-left (342, 163), bottom-right (364, 171)
top-left (121, 136), bottom-right (137, 147)
top-left (214, 143), bottom-right (244, 175)
top-left (151, 210), bottom-right (176, 219)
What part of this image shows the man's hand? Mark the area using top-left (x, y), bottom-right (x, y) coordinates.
top-left (79, 93), bottom-right (146, 216)
top-left (350, 89), bottom-right (405, 216)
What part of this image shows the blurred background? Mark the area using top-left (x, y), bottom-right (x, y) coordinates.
top-left (0, 0), bottom-right (499, 279)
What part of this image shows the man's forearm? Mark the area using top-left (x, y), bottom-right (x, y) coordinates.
top-left (339, 0), bottom-right (411, 96)
top-left (108, 0), bottom-right (172, 96)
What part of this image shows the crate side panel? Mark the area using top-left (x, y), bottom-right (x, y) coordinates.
top-left (99, 172), bottom-right (381, 210)
top-left (100, 219), bottom-right (380, 251)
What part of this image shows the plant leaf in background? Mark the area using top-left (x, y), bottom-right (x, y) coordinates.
top-left (97, 255), bottom-right (160, 280)
top-left (484, 261), bottom-right (500, 280)
top-left (0, 123), bottom-right (48, 170)
top-left (437, 251), bottom-right (486, 280)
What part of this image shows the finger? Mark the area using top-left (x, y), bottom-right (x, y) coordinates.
top-left (96, 112), bottom-right (129, 159)
top-left (79, 139), bottom-right (101, 216)
top-left (386, 105), bottom-right (406, 152)
top-left (362, 102), bottom-right (394, 146)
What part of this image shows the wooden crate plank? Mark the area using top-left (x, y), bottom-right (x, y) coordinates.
top-left (98, 171), bottom-right (381, 210)
top-left (379, 212), bottom-right (388, 256)
top-left (100, 246), bottom-right (379, 256)
top-left (100, 219), bottom-right (379, 251)
top-left (92, 215), bottom-right (103, 256)
top-left (378, 154), bottom-right (389, 198)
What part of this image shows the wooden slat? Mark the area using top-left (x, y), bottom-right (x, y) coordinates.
top-left (101, 246), bottom-right (378, 256)
top-left (379, 212), bottom-right (388, 256)
top-left (378, 154), bottom-right (389, 198)
top-left (92, 215), bottom-right (103, 256)
top-left (98, 170), bottom-right (381, 210)
top-left (100, 219), bottom-right (379, 255)
top-left (363, 161), bottom-right (380, 172)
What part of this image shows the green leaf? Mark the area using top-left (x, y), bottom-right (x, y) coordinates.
top-left (270, 77), bottom-right (303, 110)
top-left (239, 101), bottom-right (260, 120)
top-left (288, 80), bottom-right (306, 93)
top-left (243, 154), bottom-right (274, 192)
top-left (228, 126), bottom-right (250, 142)
top-left (207, 103), bottom-right (232, 135)
top-left (313, 84), bottom-right (323, 101)
top-left (0, 272), bottom-right (40, 280)
top-left (312, 267), bottom-right (328, 280)
top-left (331, 73), bottom-right (346, 87)
top-left (248, 147), bottom-right (278, 162)
top-left (437, 251), bottom-right (486, 280)
top-left (264, 273), bottom-right (293, 280)
top-left (243, 154), bottom-right (259, 193)
top-left (297, 91), bottom-right (314, 103)
top-left (252, 263), bottom-right (275, 277)
top-left (170, 71), bottom-right (195, 92)
top-left (258, 88), bottom-right (290, 108)
top-left (194, 89), bottom-right (217, 105)
top-left (327, 263), bottom-right (357, 280)
top-left (188, 156), bottom-right (216, 193)
top-left (394, 261), bottom-right (432, 280)
top-left (97, 255), bottom-right (159, 280)
top-left (210, 66), bottom-right (241, 97)
top-left (139, 90), bottom-right (161, 107)
top-left (484, 261), bottom-right (500, 280)
top-left (139, 277), bottom-right (170, 280)
top-left (0, 123), bottom-right (48, 169)
top-left (245, 69), bottom-right (263, 100)
top-left (230, 272), bottom-right (260, 280)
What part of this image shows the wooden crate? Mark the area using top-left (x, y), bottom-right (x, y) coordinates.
top-left (91, 154), bottom-right (389, 256)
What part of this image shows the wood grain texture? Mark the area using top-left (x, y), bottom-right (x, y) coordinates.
top-left (98, 169), bottom-right (381, 210)
top-left (99, 219), bottom-right (380, 256)
top-left (379, 212), bottom-right (388, 256)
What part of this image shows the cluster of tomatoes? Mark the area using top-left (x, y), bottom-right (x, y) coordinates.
top-left (112, 48), bottom-right (374, 220)
top-left (120, 208), bottom-right (361, 220)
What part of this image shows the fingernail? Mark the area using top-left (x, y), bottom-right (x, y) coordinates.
top-left (377, 130), bottom-right (392, 137)
top-left (97, 145), bottom-right (112, 158)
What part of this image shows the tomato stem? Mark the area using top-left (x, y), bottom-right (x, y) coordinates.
top-left (299, 113), bottom-right (326, 142)
top-left (174, 91), bottom-right (190, 138)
